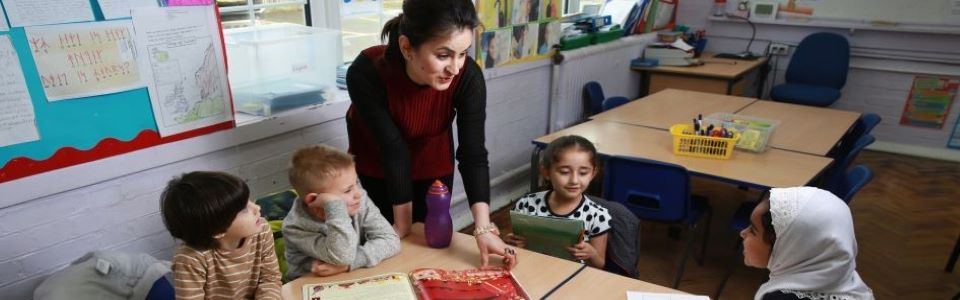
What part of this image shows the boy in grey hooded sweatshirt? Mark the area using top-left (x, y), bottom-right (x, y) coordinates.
top-left (282, 145), bottom-right (400, 280)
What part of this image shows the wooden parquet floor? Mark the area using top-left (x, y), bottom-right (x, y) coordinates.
top-left (463, 150), bottom-right (960, 299)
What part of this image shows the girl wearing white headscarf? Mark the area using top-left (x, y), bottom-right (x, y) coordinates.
top-left (740, 187), bottom-right (874, 300)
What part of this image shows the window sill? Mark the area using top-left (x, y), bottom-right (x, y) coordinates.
top-left (0, 92), bottom-right (351, 208)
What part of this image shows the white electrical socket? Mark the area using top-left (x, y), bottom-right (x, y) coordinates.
top-left (768, 43), bottom-right (789, 56)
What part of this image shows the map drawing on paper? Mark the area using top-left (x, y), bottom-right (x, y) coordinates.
top-left (133, 6), bottom-right (232, 137)
top-left (148, 41), bottom-right (226, 127)
top-left (25, 20), bottom-right (142, 101)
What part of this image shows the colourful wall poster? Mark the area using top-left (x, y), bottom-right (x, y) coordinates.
top-left (512, 0), bottom-right (540, 25)
top-left (477, 29), bottom-right (512, 69)
top-left (478, 0), bottom-right (511, 30)
top-left (25, 20), bottom-right (143, 101)
top-left (899, 76), bottom-right (959, 129)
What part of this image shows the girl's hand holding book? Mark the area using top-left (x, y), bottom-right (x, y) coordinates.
top-left (566, 241), bottom-right (597, 261)
top-left (503, 233), bottom-right (526, 248)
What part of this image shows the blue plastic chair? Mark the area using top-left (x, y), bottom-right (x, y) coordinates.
top-left (821, 134), bottom-right (874, 192)
top-left (830, 113), bottom-right (881, 158)
top-left (584, 81), bottom-right (606, 117)
top-left (603, 156), bottom-right (712, 288)
top-left (826, 164), bottom-right (874, 203)
top-left (602, 96), bottom-right (631, 112)
top-left (770, 32), bottom-right (850, 107)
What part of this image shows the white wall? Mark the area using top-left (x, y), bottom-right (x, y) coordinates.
top-left (679, 1), bottom-right (960, 159)
top-left (0, 36), bottom-right (652, 298)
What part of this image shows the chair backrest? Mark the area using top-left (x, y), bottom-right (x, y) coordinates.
top-left (829, 164), bottom-right (874, 203)
top-left (833, 113), bottom-right (881, 158)
top-left (836, 134), bottom-right (875, 172)
top-left (583, 81), bottom-right (605, 116)
top-left (590, 196), bottom-right (641, 278)
top-left (603, 156), bottom-right (691, 223)
top-left (786, 32), bottom-right (850, 89)
top-left (602, 96), bottom-right (630, 112)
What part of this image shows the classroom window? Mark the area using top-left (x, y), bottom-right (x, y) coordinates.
top-left (340, 0), bottom-right (402, 63)
top-left (216, 0), bottom-right (308, 30)
top-left (566, 0), bottom-right (604, 15)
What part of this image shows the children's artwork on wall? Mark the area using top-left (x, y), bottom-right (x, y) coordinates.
top-left (479, 0), bottom-right (511, 29)
top-left (0, 36), bottom-right (39, 148)
top-left (537, 21), bottom-right (559, 55)
top-left (0, 2), bottom-right (9, 31)
top-left (98, 0), bottom-right (161, 19)
top-left (511, 24), bottom-right (527, 59)
top-left (512, 0), bottom-right (541, 25)
top-left (3, 0), bottom-right (95, 27)
top-left (478, 29), bottom-right (512, 69)
top-left (899, 76), bottom-right (958, 129)
top-left (542, 0), bottom-right (561, 20)
top-left (522, 23), bottom-right (538, 58)
top-left (25, 21), bottom-right (143, 101)
top-left (132, 6), bottom-right (233, 137)
top-left (165, 0), bottom-right (215, 5)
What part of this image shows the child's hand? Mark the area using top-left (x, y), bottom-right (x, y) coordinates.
top-left (566, 241), bottom-right (597, 261)
top-left (503, 233), bottom-right (526, 248)
top-left (311, 260), bottom-right (349, 277)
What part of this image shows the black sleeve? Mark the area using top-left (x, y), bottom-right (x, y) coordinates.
top-left (453, 58), bottom-right (491, 205)
top-left (762, 291), bottom-right (805, 300)
top-left (346, 54), bottom-right (412, 205)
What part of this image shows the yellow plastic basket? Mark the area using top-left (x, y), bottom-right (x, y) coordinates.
top-left (669, 124), bottom-right (740, 160)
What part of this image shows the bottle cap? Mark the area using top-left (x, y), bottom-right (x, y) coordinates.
top-left (428, 180), bottom-right (449, 194)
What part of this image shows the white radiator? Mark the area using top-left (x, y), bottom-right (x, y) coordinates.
top-left (548, 34), bottom-right (655, 131)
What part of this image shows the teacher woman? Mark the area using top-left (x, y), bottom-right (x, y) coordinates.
top-left (345, 0), bottom-right (518, 269)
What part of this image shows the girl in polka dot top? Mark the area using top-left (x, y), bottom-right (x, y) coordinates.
top-left (505, 135), bottom-right (611, 268)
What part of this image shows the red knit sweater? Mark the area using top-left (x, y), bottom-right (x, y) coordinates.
top-left (345, 45), bottom-right (490, 205)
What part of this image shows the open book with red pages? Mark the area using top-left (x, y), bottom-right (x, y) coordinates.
top-left (302, 267), bottom-right (531, 300)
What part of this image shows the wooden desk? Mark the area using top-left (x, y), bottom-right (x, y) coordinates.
top-left (737, 101), bottom-right (861, 156)
top-left (590, 89), bottom-right (757, 130)
top-left (281, 224), bottom-right (585, 300)
top-left (633, 53), bottom-right (769, 96)
top-left (549, 267), bottom-right (685, 299)
top-left (533, 121), bottom-right (832, 189)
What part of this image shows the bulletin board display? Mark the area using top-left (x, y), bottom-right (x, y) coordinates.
top-left (0, 1), bottom-right (234, 184)
top-left (475, 0), bottom-right (562, 69)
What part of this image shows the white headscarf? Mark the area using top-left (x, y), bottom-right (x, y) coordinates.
top-left (755, 187), bottom-right (874, 300)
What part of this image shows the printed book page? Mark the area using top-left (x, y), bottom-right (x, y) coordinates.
top-left (302, 273), bottom-right (416, 300)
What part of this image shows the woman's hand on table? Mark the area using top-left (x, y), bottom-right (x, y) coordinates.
top-left (392, 202), bottom-right (413, 238)
top-left (477, 232), bottom-right (519, 270)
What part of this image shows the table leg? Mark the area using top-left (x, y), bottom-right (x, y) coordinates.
top-left (946, 233), bottom-right (960, 272)
top-left (756, 58), bottom-right (771, 99)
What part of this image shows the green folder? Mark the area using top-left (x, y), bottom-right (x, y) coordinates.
top-left (510, 211), bottom-right (585, 261)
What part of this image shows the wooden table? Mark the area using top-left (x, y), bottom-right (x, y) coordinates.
top-left (549, 267), bottom-right (684, 299)
top-left (590, 89), bottom-right (757, 130)
top-left (737, 100), bottom-right (861, 156)
top-left (281, 224), bottom-right (586, 300)
top-left (633, 53), bottom-right (769, 97)
top-left (533, 121), bottom-right (832, 189)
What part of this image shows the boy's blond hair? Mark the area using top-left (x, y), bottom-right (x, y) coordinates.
top-left (289, 145), bottom-right (355, 196)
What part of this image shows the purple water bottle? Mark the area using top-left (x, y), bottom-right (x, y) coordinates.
top-left (424, 180), bottom-right (452, 248)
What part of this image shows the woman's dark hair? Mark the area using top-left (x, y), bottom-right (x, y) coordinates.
top-left (160, 171), bottom-right (250, 250)
top-left (540, 135), bottom-right (599, 170)
top-left (380, 0), bottom-right (480, 62)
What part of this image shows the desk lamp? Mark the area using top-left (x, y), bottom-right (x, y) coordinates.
top-left (715, 13), bottom-right (759, 60)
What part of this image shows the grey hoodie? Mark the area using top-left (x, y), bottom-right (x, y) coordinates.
top-left (281, 191), bottom-right (400, 280)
